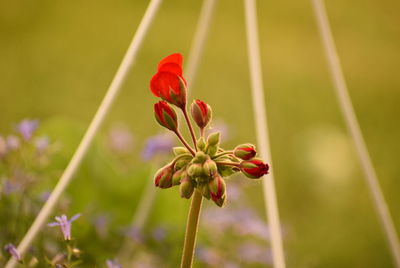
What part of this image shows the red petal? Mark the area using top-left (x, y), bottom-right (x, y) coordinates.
top-left (158, 53), bottom-right (183, 71)
top-left (158, 63), bottom-right (182, 76)
top-left (150, 72), bottom-right (181, 102)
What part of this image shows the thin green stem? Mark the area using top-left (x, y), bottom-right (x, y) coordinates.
top-left (180, 190), bottom-right (203, 268)
top-left (200, 127), bottom-right (205, 138)
top-left (215, 161), bottom-right (240, 167)
top-left (175, 130), bottom-right (196, 156)
top-left (181, 108), bottom-right (198, 151)
top-left (212, 151), bottom-right (234, 159)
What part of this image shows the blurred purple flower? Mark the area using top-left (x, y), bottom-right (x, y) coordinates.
top-left (202, 207), bottom-right (270, 241)
top-left (152, 227), bottom-right (167, 242)
top-left (2, 178), bottom-right (21, 195)
top-left (108, 124), bottom-right (134, 154)
top-left (93, 214), bottom-right (110, 239)
top-left (48, 214), bottom-right (81, 240)
top-left (141, 134), bottom-right (174, 161)
top-left (16, 119), bottom-right (39, 141)
top-left (6, 135), bottom-right (20, 151)
top-left (35, 136), bottom-right (49, 153)
top-left (237, 243), bottom-right (272, 265)
top-left (125, 226), bottom-right (144, 244)
top-left (224, 262), bottom-right (240, 268)
top-left (106, 259), bottom-right (122, 268)
top-left (4, 243), bottom-right (21, 261)
top-left (196, 247), bottom-right (221, 266)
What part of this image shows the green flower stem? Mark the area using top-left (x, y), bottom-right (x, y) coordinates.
top-left (181, 107), bottom-right (198, 151)
top-left (180, 190), bottom-right (203, 268)
top-left (174, 130), bottom-right (196, 156)
top-left (200, 127), bottom-right (205, 138)
top-left (215, 161), bottom-right (240, 167)
top-left (212, 151), bottom-right (234, 159)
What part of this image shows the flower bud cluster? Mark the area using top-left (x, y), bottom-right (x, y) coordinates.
top-left (150, 53), bottom-right (270, 207)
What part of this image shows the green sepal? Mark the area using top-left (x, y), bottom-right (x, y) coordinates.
top-left (197, 137), bottom-right (206, 151)
top-left (173, 146), bottom-right (189, 156)
top-left (217, 164), bottom-right (237, 177)
top-left (207, 132), bottom-right (220, 146)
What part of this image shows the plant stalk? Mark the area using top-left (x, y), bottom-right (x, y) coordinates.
top-left (180, 190), bottom-right (203, 268)
top-left (182, 108), bottom-right (198, 151)
top-left (174, 130), bottom-right (196, 156)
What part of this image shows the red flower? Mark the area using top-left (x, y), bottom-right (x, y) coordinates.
top-left (233, 143), bottom-right (257, 160)
top-left (150, 53), bottom-right (187, 108)
top-left (240, 159), bottom-right (269, 179)
top-left (191, 99), bottom-right (212, 129)
top-left (154, 101), bottom-right (178, 131)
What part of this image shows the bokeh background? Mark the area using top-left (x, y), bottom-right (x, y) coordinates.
top-left (1, 0), bottom-right (400, 267)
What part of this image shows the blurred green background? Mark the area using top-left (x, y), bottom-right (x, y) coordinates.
top-left (1, 0), bottom-right (400, 267)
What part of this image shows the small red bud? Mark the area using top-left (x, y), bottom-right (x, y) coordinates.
top-left (154, 101), bottom-right (178, 131)
top-left (240, 159), bottom-right (269, 179)
top-left (233, 143), bottom-right (257, 160)
top-left (154, 164), bottom-right (174, 188)
top-left (208, 174), bottom-right (226, 207)
top-left (191, 99), bottom-right (212, 129)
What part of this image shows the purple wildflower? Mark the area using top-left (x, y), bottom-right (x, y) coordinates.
top-left (48, 214), bottom-right (81, 240)
top-left (125, 226), bottom-right (144, 244)
top-left (16, 119), bottom-right (39, 141)
top-left (196, 247), bottom-right (221, 266)
top-left (6, 135), bottom-right (20, 151)
top-left (4, 243), bottom-right (21, 261)
top-left (152, 227), bottom-right (167, 242)
top-left (141, 133), bottom-right (175, 161)
top-left (35, 136), bottom-right (49, 153)
top-left (108, 124), bottom-right (134, 153)
top-left (106, 259), bottom-right (122, 268)
top-left (93, 214), bottom-right (109, 239)
top-left (237, 243), bottom-right (272, 265)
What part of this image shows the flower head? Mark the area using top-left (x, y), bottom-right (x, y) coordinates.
top-left (240, 159), bottom-right (269, 179)
top-left (150, 53), bottom-right (187, 108)
top-left (48, 213), bottom-right (81, 240)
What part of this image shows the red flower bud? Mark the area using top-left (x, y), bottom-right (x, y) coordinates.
top-left (208, 174), bottom-right (226, 207)
top-left (154, 164), bottom-right (174, 188)
top-left (233, 143), bottom-right (257, 160)
top-left (240, 159), bottom-right (269, 179)
top-left (190, 99), bottom-right (212, 129)
top-left (154, 101), bottom-right (178, 131)
top-left (150, 54), bottom-right (187, 108)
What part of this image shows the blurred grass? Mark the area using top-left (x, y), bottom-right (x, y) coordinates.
top-left (1, 0), bottom-right (400, 266)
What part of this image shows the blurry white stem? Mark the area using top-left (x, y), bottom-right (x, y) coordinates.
top-left (185, 0), bottom-right (218, 89)
top-left (243, 0), bottom-right (286, 268)
top-left (5, 0), bottom-right (163, 267)
top-left (311, 0), bottom-right (400, 267)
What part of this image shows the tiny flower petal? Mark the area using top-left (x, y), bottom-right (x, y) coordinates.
top-left (157, 53), bottom-right (183, 72)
